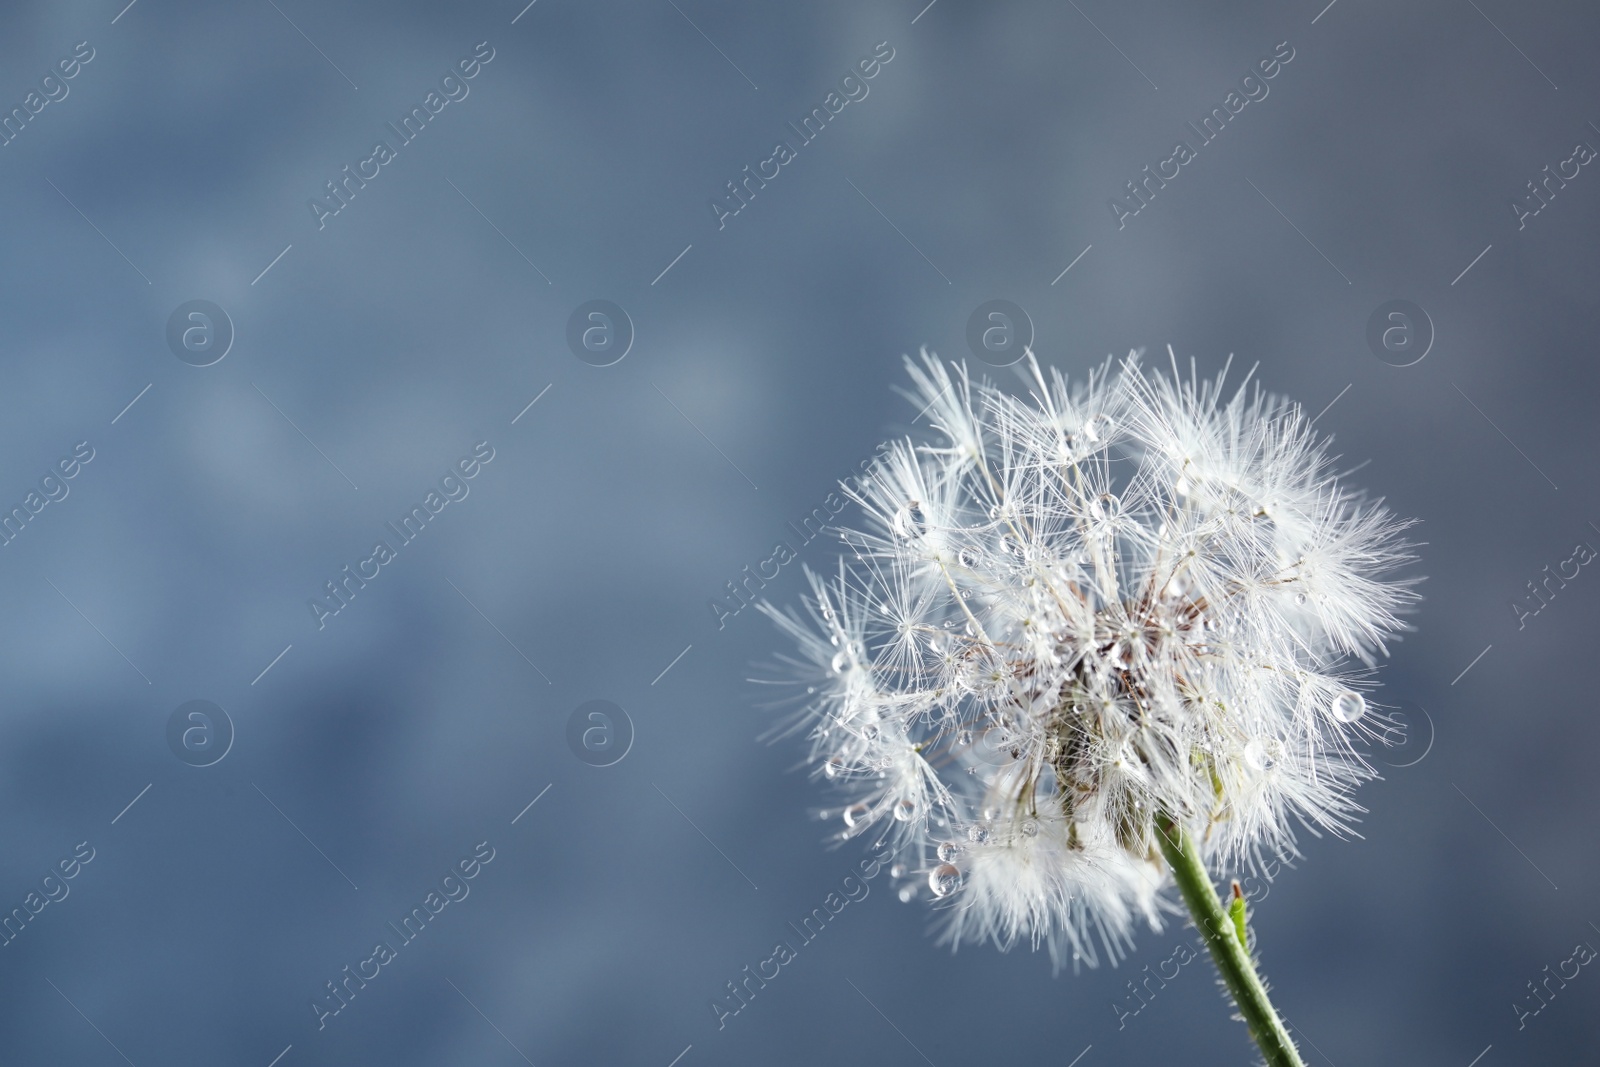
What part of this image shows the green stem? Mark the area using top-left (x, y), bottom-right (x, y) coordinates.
top-left (1155, 814), bottom-right (1306, 1067)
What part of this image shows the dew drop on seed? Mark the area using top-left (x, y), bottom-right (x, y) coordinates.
top-left (1020, 818), bottom-right (1039, 837)
top-left (861, 723), bottom-right (880, 741)
top-left (890, 863), bottom-right (907, 879)
top-left (831, 651), bottom-right (851, 674)
top-left (1244, 739), bottom-right (1278, 772)
top-left (957, 730), bottom-right (974, 747)
top-left (892, 501), bottom-right (927, 539)
top-left (1329, 690), bottom-right (1366, 723)
top-left (1294, 592), bottom-right (1307, 605)
top-left (824, 756), bottom-right (844, 778)
top-left (936, 841), bottom-right (961, 862)
top-left (893, 799), bottom-right (917, 822)
top-left (966, 825), bottom-right (992, 845)
top-left (928, 864), bottom-right (962, 897)
top-left (842, 803), bottom-right (870, 828)
top-left (959, 546), bottom-right (981, 568)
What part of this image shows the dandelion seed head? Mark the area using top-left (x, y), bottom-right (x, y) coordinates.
top-left (760, 348), bottom-right (1418, 971)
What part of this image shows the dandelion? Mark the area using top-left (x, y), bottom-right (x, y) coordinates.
top-left (760, 347), bottom-right (1417, 1066)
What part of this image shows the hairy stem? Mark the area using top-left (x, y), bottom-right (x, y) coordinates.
top-left (1155, 815), bottom-right (1306, 1067)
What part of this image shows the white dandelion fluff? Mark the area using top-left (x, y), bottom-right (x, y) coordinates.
top-left (760, 347), bottom-right (1418, 996)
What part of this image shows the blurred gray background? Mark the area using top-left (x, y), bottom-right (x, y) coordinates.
top-left (0, 0), bottom-right (1595, 1064)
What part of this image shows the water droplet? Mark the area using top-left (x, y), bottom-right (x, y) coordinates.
top-left (1329, 690), bottom-right (1366, 723)
top-left (966, 825), bottom-right (992, 845)
top-left (999, 534), bottom-right (1020, 556)
top-left (1175, 476), bottom-right (1191, 497)
top-left (898, 885), bottom-right (916, 903)
top-left (959, 590), bottom-right (972, 600)
top-left (936, 841), bottom-right (961, 862)
top-left (831, 651), bottom-right (851, 674)
top-left (958, 546), bottom-right (982, 568)
top-left (893, 799), bottom-right (917, 822)
top-left (861, 723), bottom-right (880, 741)
top-left (1083, 413), bottom-right (1113, 442)
top-left (1244, 738), bottom-right (1279, 772)
top-left (892, 501), bottom-right (927, 540)
top-left (1294, 591), bottom-right (1308, 605)
top-left (890, 862), bottom-right (907, 879)
top-left (957, 730), bottom-right (974, 747)
top-left (842, 803), bottom-right (870, 828)
top-left (928, 864), bottom-right (962, 897)
top-left (1019, 818), bottom-right (1039, 837)
top-left (824, 756), bottom-right (844, 778)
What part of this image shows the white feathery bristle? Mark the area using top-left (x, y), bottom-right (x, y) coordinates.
top-left (759, 348), bottom-right (1418, 971)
